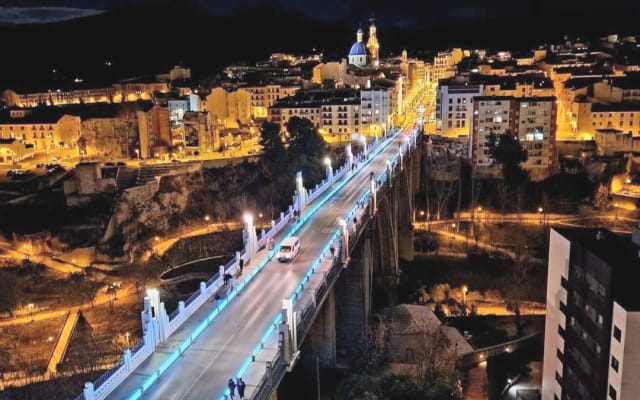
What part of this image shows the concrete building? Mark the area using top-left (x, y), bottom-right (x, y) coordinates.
top-left (470, 96), bottom-right (557, 174)
top-left (0, 107), bottom-right (81, 152)
top-left (206, 87), bottom-right (229, 127)
top-left (542, 227), bottom-right (640, 400)
top-left (594, 128), bottom-right (640, 155)
top-left (360, 85), bottom-right (391, 137)
top-left (0, 138), bottom-right (34, 165)
top-left (269, 87), bottom-right (392, 142)
top-left (137, 104), bottom-right (170, 159)
top-left (167, 94), bottom-right (200, 126)
top-left (244, 84), bottom-right (300, 119)
top-left (182, 111), bottom-right (218, 153)
top-left (227, 89), bottom-right (252, 126)
top-left (436, 79), bottom-right (483, 137)
top-left (433, 49), bottom-right (463, 83)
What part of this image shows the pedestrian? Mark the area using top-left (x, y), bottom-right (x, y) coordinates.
top-left (236, 377), bottom-right (246, 400)
top-left (239, 258), bottom-right (244, 274)
top-left (223, 273), bottom-right (232, 286)
top-left (353, 216), bottom-right (357, 225)
top-left (228, 378), bottom-right (236, 399)
top-left (329, 244), bottom-right (335, 258)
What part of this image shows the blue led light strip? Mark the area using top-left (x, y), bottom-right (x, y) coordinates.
top-left (218, 130), bottom-right (407, 400)
top-left (125, 131), bottom-right (402, 400)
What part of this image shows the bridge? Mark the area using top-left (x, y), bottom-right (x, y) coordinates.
top-left (76, 122), bottom-right (422, 400)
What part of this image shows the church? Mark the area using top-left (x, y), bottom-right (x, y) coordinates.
top-left (348, 19), bottom-right (381, 69)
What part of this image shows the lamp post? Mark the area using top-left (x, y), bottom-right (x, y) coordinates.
top-left (125, 332), bottom-right (130, 349)
top-left (451, 223), bottom-right (456, 239)
top-left (28, 303), bottom-right (35, 322)
top-left (462, 285), bottom-right (468, 310)
top-left (258, 213), bottom-right (263, 230)
top-left (538, 207), bottom-right (544, 224)
top-left (360, 135), bottom-right (367, 158)
top-left (324, 156), bottom-right (333, 183)
top-left (135, 148), bottom-right (140, 160)
top-left (204, 215), bottom-right (210, 231)
top-left (614, 203), bottom-right (619, 221)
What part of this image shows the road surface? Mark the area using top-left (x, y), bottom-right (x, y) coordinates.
top-left (105, 132), bottom-right (410, 400)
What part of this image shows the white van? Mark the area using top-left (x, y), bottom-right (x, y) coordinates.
top-left (277, 236), bottom-right (300, 262)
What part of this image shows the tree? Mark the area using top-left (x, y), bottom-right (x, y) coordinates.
top-left (286, 116), bottom-right (327, 185)
top-left (488, 131), bottom-right (530, 212)
top-left (488, 131), bottom-right (529, 189)
top-left (0, 271), bottom-right (24, 315)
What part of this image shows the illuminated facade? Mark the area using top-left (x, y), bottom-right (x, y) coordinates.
top-left (470, 96), bottom-right (557, 174)
top-left (366, 19), bottom-right (380, 67)
top-left (0, 108), bottom-right (81, 152)
top-left (436, 81), bottom-right (483, 137)
top-left (244, 85), bottom-right (300, 119)
top-left (137, 105), bottom-right (170, 159)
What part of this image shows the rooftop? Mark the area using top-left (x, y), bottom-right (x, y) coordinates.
top-left (591, 102), bottom-right (640, 112)
top-left (555, 227), bottom-right (640, 311)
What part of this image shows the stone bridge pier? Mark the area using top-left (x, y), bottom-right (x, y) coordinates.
top-left (303, 138), bottom-right (422, 371)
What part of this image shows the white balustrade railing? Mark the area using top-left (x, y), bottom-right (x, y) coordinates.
top-left (78, 128), bottom-right (414, 400)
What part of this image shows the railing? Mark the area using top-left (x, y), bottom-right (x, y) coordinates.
top-left (77, 128), bottom-right (413, 400)
top-left (456, 332), bottom-right (542, 368)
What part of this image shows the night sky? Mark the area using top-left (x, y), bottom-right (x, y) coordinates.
top-left (3, 0), bottom-right (640, 28)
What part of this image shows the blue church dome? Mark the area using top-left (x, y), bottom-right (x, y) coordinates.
top-left (349, 42), bottom-right (367, 56)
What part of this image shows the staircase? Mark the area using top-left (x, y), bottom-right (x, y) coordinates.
top-left (136, 161), bottom-right (201, 185)
top-left (46, 310), bottom-right (80, 376)
top-left (115, 167), bottom-right (137, 190)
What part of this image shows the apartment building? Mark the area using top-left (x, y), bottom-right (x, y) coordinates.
top-left (470, 96), bottom-right (557, 173)
top-left (0, 108), bottom-right (81, 152)
top-left (269, 87), bottom-right (391, 142)
top-left (542, 227), bottom-right (640, 400)
top-left (243, 84), bottom-right (300, 119)
top-left (436, 80), bottom-right (483, 137)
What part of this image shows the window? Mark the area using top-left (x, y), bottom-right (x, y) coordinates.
top-left (614, 325), bottom-right (622, 342)
top-left (611, 355), bottom-right (619, 372)
top-left (609, 385), bottom-right (617, 399)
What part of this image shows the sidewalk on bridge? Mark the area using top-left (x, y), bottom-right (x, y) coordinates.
top-left (105, 221), bottom-right (296, 399)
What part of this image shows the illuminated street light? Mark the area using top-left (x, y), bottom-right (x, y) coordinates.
top-left (538, 207), bottom-right (544, 224)
top-left (28, 303), bottom-right (35, 322)
top-left (154, 236), bottom-right (160, 242)
top-left (360, 135), bottom-right (367, 158)
top-left (323, 156), bottom-right (331, 167)
top-left (134, 148), bottom-right (140, 160)
top-left (614, 203), bottom-right (619, 220)
top-left (451, 223), bottom-right (456, 238)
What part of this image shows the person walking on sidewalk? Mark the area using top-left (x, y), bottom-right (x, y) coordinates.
top-left (239, 258), bottom-right (244, 274)
top-left (236, 377), bottom-right (246, 400)
top-left (227, 378), bottom-right (236, 399)
top-left (329, 243), bottom-right (335, 258)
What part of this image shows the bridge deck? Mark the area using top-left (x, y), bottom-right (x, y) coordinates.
top-left (105, 133), bottom-right (406, 400)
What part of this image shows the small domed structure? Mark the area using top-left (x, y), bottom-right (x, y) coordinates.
top-left (348, 28), bottom-right (368, 67)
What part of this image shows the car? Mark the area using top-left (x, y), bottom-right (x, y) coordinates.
top-left (105, 162), bottom-right (115, 167)
top-left (116, 161), bottom-right (126, 167)
top-left (276, 236), bottom-right (300, 262)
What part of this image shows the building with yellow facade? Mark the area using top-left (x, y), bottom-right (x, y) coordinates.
top-left (243, 84), bottom-right (300, 119)
top-left (137, 104), bottom-right (170, 159)
top-left (0, 107), bottom-right (81, 152)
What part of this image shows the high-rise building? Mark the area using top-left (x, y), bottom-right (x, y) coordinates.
top-left (542, 227), bottom-right (640, 400)
top-left (470, 96), bottom-right (557, 175)
top-left (436, 80), bottom-right (483, 137)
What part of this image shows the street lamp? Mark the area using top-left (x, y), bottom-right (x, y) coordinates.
top-left (134, 148), bottom-right (140, 160)
top-left (451, 223), bottom-right (456, 239)
top-left (360, 135), bottom-right (367, 158)
top-left (538, 207), bottom-right (544, 224)
top-left (258, 213), bottom-right (263, 229)
top-left (125, 332), bottom-right (130, 349)
top-left (614, 203), bottom-right (619, 220)
top-left (204, 215), bottom-right (210, 231)
top-left (28, 303), bottom-right (35, 322)
top-left (462, 285), bottom-right (468, 307)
